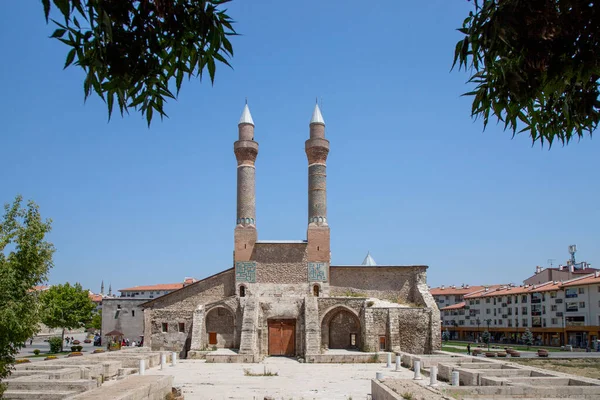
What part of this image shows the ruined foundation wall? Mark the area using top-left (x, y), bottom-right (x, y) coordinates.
top-left (395, 308), bottom-right (434, 354)
top-left (329, 266), bottom-right (428, 304)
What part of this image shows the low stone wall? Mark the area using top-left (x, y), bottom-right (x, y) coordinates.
top-left (371, 379), bottom-right (402, 400)
top-left (205, 354), bottom-right (256, 363)
top-left (306, 352), bottom-right (388, 364)
top-left (68, 375), bottom-right (173, 400)
top-left (446, 385), bottom-right (600, 399)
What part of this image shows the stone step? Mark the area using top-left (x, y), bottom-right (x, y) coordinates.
top-left (5, 379), bottom-right (98, 393)
top-left (117, 367), bottom-right (138, 378)
top-left (3, 390), bottom-right (78, 400)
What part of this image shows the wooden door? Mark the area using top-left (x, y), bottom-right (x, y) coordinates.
top-left (208, 332), bottom-right (217, 345)
top-left (268, 319), bottom-right (295, 356)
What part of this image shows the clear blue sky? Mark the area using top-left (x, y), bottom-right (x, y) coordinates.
top-left (1, 1), bottom-right (597, 294)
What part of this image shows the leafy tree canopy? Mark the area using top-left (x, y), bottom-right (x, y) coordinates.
top-left (90, 309), bottom-right (102, 331)
top-left (42, 0), bottom-right (236, 126)
top-left (40, 283), bottom-right (96, 351)
top-left (453, 0), bottom-right (599, 146)
top-left (0, 196), bottom-right (54, 393)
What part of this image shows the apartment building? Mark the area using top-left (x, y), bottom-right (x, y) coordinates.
top-left (436, 271), bottom-right (600, 348)
top-left (118, 277), bottom-right (197, 299)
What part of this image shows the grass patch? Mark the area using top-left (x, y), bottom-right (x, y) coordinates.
top-left (509, 358), bottom-right (600, 380)
top-left (243, 366), bottom-right (278, 377)
top-left (444, 341), bottom-right (562, 352)
top-left (23, 351), bottom-right (71, 359)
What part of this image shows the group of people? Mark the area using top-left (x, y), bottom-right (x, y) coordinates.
top-left (64, 336), bottom-right (76, 345)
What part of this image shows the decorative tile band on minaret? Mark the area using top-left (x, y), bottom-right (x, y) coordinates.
top-left (234, 103), bottom-right (258, 262)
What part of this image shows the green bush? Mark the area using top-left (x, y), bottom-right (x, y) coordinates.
top-left (33, 349), bottom-right (40, 356)
top-left (48, 337), bottom-right (62, 353)
top-left (71, 346), bottom-right (77, 352)
top-left (76, 345), bottom-right (83, 352)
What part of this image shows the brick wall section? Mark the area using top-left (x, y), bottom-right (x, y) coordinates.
top-left (329, 266), bottom-right (427, 304)
top-left (253, 243), bottom-right (308, 284)
top-left (142, 269), bottom-right (235, 353)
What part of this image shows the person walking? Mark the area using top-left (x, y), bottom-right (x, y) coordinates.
top-left (467, 343), bottom-right (471, 355)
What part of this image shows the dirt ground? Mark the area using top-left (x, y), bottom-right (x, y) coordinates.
top-left (509, 358), bottom-right (600, 380)
top-left (383, 379), bottom-right (446, 400)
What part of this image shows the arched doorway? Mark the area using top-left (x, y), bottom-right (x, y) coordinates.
top-left (321, 306), bottom-right (361, 350)
top-left (205, 306), bottom-right (235, 348)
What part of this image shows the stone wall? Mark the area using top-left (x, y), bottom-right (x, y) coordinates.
top-left (329, 266), bottom-right (428, 304)
top-left (205, 306), bottom-right (236, 348)
top-left (395, 308), bottom-right (434, 354)
top-left (142, 269), bottom-right (235, 355)
top-left (101, 298), bottom-right (146, 344)
top-left (328, 309), bottom-right (360, 349)
top-left (253, 242), bottom-right (308, 284)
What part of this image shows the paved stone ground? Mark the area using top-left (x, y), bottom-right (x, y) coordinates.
top-left (146, 357), bottom-right (415, 400)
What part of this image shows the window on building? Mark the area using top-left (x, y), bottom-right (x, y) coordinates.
top-left (162, 323), bottom-right (168, 332)
top-left (579, 302), bottom-right (585, 308)
top-left (521, 295), bottom-right (528, 303)
top-left (522, 319), bottom-right (528, 327)
top-left (551, 305), bottom-right (557, 312)
top-left (178, 323), bottom-right (185, 332)
top-left (486, 298), bottom-right (490, 303)
top-left (240, 286), bottom-right (246, 297)
top-left (497, 319), bottom-right (502, 325)
top-left (597, 286), bottom-right (600, 293)
top-left (131, 310), bottom-right (135, 317)
top-left (313, 285), bottom-right (320, 297)
top-left (565, 288), bottom-right (578, 298)
top-left (522, 307), bottom-right (528, 315)
top-left (551, 318), bottom-right (558, 324)
top-left (475, 300), bottom-right (480, 304)
top-left (566, 316), bottom-right (585, 326)
top-left (578, 287), bottom-right (585, 294)
top-left (550, 291), bottom-right (557, 298)
top-left (379, 336), bottom-right (386, 351)
top-left (486, 309), bottom-right (491, 314)
top-left (566, 302), bottom-right (578, 312)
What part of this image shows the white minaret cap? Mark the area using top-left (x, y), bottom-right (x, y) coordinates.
top-left (310, 103), bottom-right (325, 125)
top-left (238, 104), bottom-right (254, 126)
top-left (362, 252), bottom-right (377, 266)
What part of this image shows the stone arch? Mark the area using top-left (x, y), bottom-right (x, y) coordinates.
top-left (205, 305), bottom-right (236, 348)
top-left (320, 305), bottom-right (361, 350)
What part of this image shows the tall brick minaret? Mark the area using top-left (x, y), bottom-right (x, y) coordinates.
top-left (305, 103), bottom-right (331, 268)
top-left (234, 103), bottom-right (258, 261)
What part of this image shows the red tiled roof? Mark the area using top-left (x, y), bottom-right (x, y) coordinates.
top-left (89, 293), bottom-right (103, 303)
top-left (430, 286), bottom-right (486, 296)
top-left (119, 283), bottom-right (184, 292)
top-left (440, 301), bottom-right (466, 311)
top-left (561, 272), bottom-right (600, 287)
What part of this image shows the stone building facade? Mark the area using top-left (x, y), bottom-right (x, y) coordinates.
top-left (141, 104), bottom-right (440, 360)
top-left (102, 298), bottom-right (146, 344)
